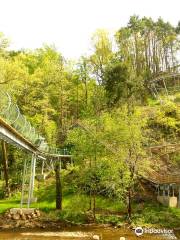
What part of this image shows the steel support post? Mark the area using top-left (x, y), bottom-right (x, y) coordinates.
top-left (27, 154), bottom-right (36, 208)
top-left (59, 157), bottom-right (62, 170)
top-left (41, 160), bottom-right (44, 175)
top-left (20, 159), bottom-right (27, 208)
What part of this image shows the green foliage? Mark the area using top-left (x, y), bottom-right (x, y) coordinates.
top-left (0, 16), bottom-right (179, 227)
top-left (96, 214), bottom-right (124, 225)
top-left (132, 202), bottom-right (180, 228)
top-left (0, 32), bottom-right (9, 56)
top-left (90, 29), bottom-right (113, 84)
top-left (1, 183), bottom-right (180, 228)
top-left (104, 60), bottom-right (145, 107)
top-left (116, 16), bottom-right (180, 79)
top-left (104, 62), bottom-right (129, 105)
top-left (67, 107), bottom-right (149, 207)
top-left (148, 100), bottom-right (180, 141)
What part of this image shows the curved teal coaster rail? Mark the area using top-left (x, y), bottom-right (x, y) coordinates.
top-left (0, 91), bottom-right (71, 156)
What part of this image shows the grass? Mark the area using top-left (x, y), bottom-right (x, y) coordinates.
top-left (147, 98), bottom-right (159, 106)
top-left (0, 180), bottom-right (180, 227)
top-left (0, 199), bottom-right (20, 213)
top-left (132, 202), bottom-right (180, 228)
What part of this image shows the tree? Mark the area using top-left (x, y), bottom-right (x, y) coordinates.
top-left (1, 141), bottom-right (10, 197)
top-left (104, 61), bottom-right (130, 106)
top-left (90, 29), bottom-right (113, 85)
top-left (67, 107), bottom-right (149, 220)
top-left (104, 60), bottom-right (145, 108)
top-left (98, 107), bottom-right (149, 219)
top-left (0, 32), bottom-right (9, 56)
top-left (66, 125), bottom-right (101, 217)
top-left (77, 56), bottom-right (90, 107)
top-left (55, 161), bottom-right (62, 210)
top-left (115, 16), bottom-right (180, 84)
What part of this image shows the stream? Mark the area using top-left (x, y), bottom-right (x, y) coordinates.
top-left (0, 226), bottom-right (179, 240)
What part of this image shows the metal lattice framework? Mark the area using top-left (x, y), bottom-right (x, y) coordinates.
top-left (149, 66), bottom-right (180, 99)
top-left (0, 91), bottom-right (71, 208)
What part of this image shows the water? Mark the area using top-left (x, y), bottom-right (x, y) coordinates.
top-left (0, 226), bottom-right (178, 240)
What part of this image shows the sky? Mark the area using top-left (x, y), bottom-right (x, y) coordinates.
top-left (0, 0), bottom-right (180, 59)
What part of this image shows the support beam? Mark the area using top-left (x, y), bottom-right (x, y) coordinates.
top-left (28, 154), bottom-right (36, 208)
top-left (0, 117), bottom-right (37, 153)
top-left (20, 159), bottom-right (27, 208)
top-left (21, 154), bottom-right (37, 208)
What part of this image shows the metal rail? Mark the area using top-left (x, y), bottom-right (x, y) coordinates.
top-left (149, 67), bottom-right (180, 98)
top-left (0, 91), bottom-right (71, 156)
top-left (146, 171), bottom-right (180, 185)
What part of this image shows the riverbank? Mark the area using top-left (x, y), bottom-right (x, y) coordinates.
top-left (0, 221), bottom-right (179, 240)
top-left (0, 195), bottom-right (180, 228)
top-left (0, 209), bottom-right (180, 236)
top-left (0, 207), bottom-right (179, 240)
top-left (0, 178), bottom-right (180, 233)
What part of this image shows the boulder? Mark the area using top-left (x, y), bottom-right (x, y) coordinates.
top-left (12, 214), bottom-right (20, 220)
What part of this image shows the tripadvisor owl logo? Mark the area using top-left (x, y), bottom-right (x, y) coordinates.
top-left (134, 227), bottom-right (176, 239)
top-left (135, 227), bottom-right (144, 236)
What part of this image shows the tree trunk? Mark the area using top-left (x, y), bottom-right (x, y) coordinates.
top-left (127, 188), bottom-right (132, 220)
top-left (55, 161), bottom-right (62, 210)
top-left (89, 158), bottom-right (92, 210)
top-left (1, 141), bottom-right (10, 197)
top-left (76, 78), bottom-right (79, 120)
top-left (89, 190), bottom-right (92, 210)
top-left (93, 192), bottom-right (96, 221)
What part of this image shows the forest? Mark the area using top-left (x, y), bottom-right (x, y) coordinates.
top-left (0, 16), bottom-right (179, 234)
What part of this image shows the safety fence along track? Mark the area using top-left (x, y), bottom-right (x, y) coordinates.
top-left (0, 91), bottom-right (71, 155)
